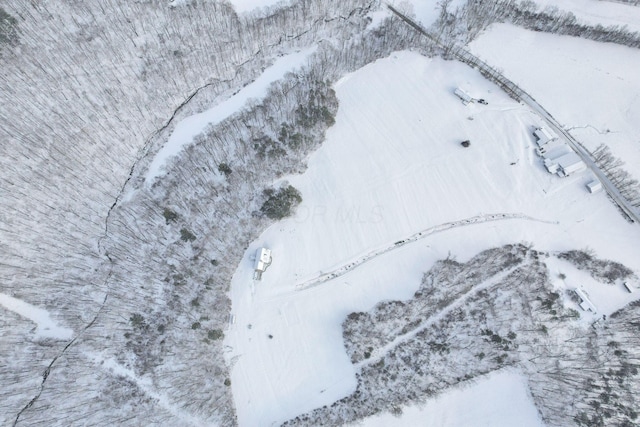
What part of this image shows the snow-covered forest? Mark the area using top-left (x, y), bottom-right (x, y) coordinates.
top-left (285, 245), bottom-right (639, 426)
top-left (2, 0), bottom-right (640, 426)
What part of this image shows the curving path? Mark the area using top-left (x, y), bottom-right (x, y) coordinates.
top-left (296, 213), bottom-right (554, 291)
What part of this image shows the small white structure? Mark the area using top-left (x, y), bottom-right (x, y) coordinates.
top-left (253, 248), bottom-right (272, 280)
top-left (586, 180), bottom-right (602, 193)
top-left (623, 282), bottom-right (634, 293)
top-left (574, 288), bottom-right (597, 313)
top-left (543, 158), bottom-right (559, 174)
top-left (533, 127), bottom-right (557, 147)
top-left (454, 88), bottom-right (473, 105)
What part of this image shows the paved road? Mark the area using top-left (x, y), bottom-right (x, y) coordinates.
top-left (387, 4), bottom-right (640, 224)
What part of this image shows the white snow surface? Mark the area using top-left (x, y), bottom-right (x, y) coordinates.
top-left (145, 47), bottom-right (315, 186)
top-left (469, 24), bottom-right (640, 182)
top-left (527, 0), bottom-right (640, 32)
top-left (359, 369), bottom-right (543, 427)
top-left (0, 292), bottom-right (74, 340)
top-left (225, 51), bottom-right (640, 426)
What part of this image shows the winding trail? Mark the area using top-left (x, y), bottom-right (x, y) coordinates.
top-left (296, 213), bottom-right (554, 291)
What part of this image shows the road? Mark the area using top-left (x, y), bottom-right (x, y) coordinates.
top-left (387, 4), bottom-right (640, 224)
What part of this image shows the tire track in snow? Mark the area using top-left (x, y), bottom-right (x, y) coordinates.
top-left (296, 213), bottom-right (555, 291)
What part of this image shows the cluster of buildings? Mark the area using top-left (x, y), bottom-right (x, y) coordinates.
top-left (533, 126), bottom-right (602, 193)
top-left (533, 127), bottom-right (586, 178)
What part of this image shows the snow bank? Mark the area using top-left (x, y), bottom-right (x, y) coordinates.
top-left (225, 51), bottom-right (640, 426)
top-left (145, 47), bottom-right (316, 186)
top-left (0, 292), bottom-right (73, 340)
top-left (359, 370), bottom-right (543, 427)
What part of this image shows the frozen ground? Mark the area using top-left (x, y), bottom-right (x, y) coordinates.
top-left (225, 51), bottom-right (640, 426)
top-left (358, 369), bottom-right (543, 427)
top-left (469, 23), bottom-right (640, 182)
top-left (0, 292), bottom-right (73, 340)
top-left (145, 48), bottom-right (315, 185)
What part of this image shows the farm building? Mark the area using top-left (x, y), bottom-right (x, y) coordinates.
top-left (535, 138), bottom-right (565, 157)
top-left (555, 152), bottom-right (586, 177)
top-left (574, 288), bottom-right (597, 313)
top-left (533, 127), bottom-right (557, 146)
top-left (586, 180), bottom-right (602, 193)
top-left (454, 88), bottom-right (473, 105)
top-left (623, 282), bottom-right (634, 293)
top-left (253, 247), bottom-right (272, 280)
top-left (543, 150), bottom-right (586, 177)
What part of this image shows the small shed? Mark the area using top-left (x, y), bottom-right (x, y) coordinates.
top-left (574, 288), bottom-right (597, 313)
top-left (533, 127), bottom-right (557, 147)
top-left (253, 248), bottom-right (272, 280)
top-left (454, 88), bottom-right (473, 105)
top-left (543, 158), bottom-right (559, 174)
top-left (623, 282), bottom-right (634, 293)
top-left (555, 152), bottom-right (586, 177)
top-left (586, 180), bottom-right (602, 193)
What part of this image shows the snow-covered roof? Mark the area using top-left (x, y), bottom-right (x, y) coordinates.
top-left (533, 127), bottom-right (557, 146)
top-left (575, 288), bottom-right (597, 313)
top-left (254, 248), bottom-right (272, 272)
top-left (555, 152), bottom-right (585, 175)
top-left (454, 88), bottom-right (473, 104)
top-left (586, 180), bottom-right (602, 193)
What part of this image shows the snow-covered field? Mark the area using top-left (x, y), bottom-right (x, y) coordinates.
top-left (225, 50), bottom-right (640, 426)
top-left (470, 23), bottom-right (640, 182)
top-left (359, 369), bottom-right (543, 427)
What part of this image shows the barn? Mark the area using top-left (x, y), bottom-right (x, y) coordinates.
top-left (555, 152), bottom-right (586, 177)
top-left (533, 127), bottom-right (557, 147)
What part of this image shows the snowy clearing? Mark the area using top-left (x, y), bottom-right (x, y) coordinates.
top-left (0, 293), bottom-right (73, 340)
top-left (145, 47), bottom-right (316, 185)
top-left (358, 369), bottom-right (543, 427)
top-left (470, 23), bottom-right (640, 182)
top-left (225, 50), bottom-right (640, 426)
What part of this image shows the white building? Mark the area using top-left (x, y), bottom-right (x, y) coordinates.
top-left (454, 88), bottom-right (473, 105)
top-left (555, 152), bottom-right (586, 177)
top-left (533, 127), bottom-right (557, 147)
top-left (623, 282), bottom-right (634, 293)
top-left (586, 180), bottom-right (602, 193)
top-left (253, 248), bottom-right (272, 280)
top-left (535, 138), bottom-right (565, 157)
top-left (574, 288), bottom-right (597, 313)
